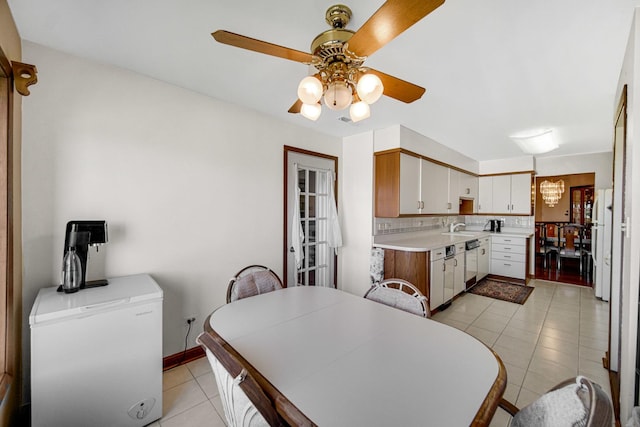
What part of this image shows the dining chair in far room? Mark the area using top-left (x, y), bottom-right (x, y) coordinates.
top-left (364, 278), bottom-right (430, 318)
top-left (226, 265), bottom-right (283, 303)
top-left (558, 223), bottom-right (586, 274)
top-left (541, 223), bottom-right (560, 270)
top-left (497, 376), bottom-right (612, 427)
top-left (196, 332), bottom-right (284, 427)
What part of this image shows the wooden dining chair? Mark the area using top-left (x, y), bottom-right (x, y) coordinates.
top-left (558, 223), bottom-right (586, 274)
top-left (541, 223), bottom-right (560, 270)
top-left (364, 278), bottom-right (430, 318)
top-left (226, 265), bottom-right (283, 303)
top-left (196, 332), bottom-right (285, 427)
top-left (498, 376), bottom-right (612, 427)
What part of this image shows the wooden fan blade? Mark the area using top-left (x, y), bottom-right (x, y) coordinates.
top-left (212, 30), bottom-right (314, 64)
top-left (347, 0), bottom-right (445, 58)
top-left (288, 99), bottom-right (302, 114)
top-left (367, 69), bottom-right (425, 103)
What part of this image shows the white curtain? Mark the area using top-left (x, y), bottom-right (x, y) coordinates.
top-left (291, 166), bottom-right (305, 270)
top-left (327, 171), bottom-right (342, 254)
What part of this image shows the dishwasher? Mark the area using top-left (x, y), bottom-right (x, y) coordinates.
top-left (465, 239), bottom-right (480, 289)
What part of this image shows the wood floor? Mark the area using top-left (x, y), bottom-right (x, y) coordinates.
top-left (534, 254), bottom-right (593, 287)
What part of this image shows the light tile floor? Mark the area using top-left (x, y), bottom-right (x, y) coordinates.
top-left (156, 279), bottom-right (610, 427)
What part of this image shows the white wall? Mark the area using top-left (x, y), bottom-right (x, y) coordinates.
top-left (20, 42), bottom-right (341, 398)
top-left (340, 132), bottom-right (374, 297)
top-left (479, 156), bottom-right (535, 174)
top-left (535, 152), bottom-right (613, 189)
top-left (373, 125), bottom-right (480, 173)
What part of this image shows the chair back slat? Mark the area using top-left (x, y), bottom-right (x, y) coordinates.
top-left (364, 278), bottom-right (430, 318)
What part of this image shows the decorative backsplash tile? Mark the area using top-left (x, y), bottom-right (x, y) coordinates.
top-left (373, 215), bottom-right (534, 235)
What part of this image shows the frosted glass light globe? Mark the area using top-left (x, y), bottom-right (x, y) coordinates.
top-left (356, 73), bottom-right (384, 104)
top-left (349, 101), bottom-right (370, 122)
top-left (297, 76), bottom-right (323, 104)
top-left (300, 103), bottom-right (322, 121)
top-left (324, 81), bottom-right (352, 111)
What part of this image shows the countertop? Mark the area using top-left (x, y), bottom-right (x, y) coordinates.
top-left (373, 228), bottom-right (534, 252)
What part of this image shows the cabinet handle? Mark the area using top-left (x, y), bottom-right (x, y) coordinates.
top-left (481, 249), bottom-right (485, 255)
top-left (504, 247), bottom-right (511, 250)
top-left (442, 263), bottom-right (446, 271)
top-left (454, 259), bottom-right (458, 266)
top-left (511, 204), bottom-right (514, 211)
top-left (421, 201), bottom-right (424, 209)
top-left (447, 202), bottom-right (452, 210)
top-left (504, 263), bottom-right (512, 266)
top-left (417, 201), bottom-right (421, 210)
top-left (504, 255), bottom-right (511, 258)
top-left (507, 204), bottom-right (509, 211)
top-left (503, 239), bottom-right (511, 242)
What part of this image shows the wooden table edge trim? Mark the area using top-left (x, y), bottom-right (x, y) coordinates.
top-left (204, 314), bottom-right (317, 427)
top-left (471, 346), bottom-right (508, 426)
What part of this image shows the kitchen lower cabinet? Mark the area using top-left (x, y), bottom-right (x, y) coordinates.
top-left (478, 237), bottom-right (490, 281)
top-left (453, 243), bottom-right (466, 296)
top-left (490, 235), bottom-right (527, 280)
top-left (430, 247), bottom-right (446, 310)
top-left (381, 249), bottom-right (428, 297)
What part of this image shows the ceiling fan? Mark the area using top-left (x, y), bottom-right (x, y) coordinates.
top-left (212, 0), bottom-right (445, 122)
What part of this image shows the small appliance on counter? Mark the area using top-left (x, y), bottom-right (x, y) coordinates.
top-left (489, 219), bottom-right (502, 233)
top-left (58, 220), bottom-right (109, 292)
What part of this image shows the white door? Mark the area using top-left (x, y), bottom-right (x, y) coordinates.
top-left (286, 149), bottom-right (338, 288)
top-left (610, 87), bottom-right (628, 375)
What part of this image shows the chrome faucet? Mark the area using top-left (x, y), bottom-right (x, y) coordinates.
top-left (450, 222), bottom-right (466, 233)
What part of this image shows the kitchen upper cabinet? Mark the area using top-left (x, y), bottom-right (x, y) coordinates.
top-left (509, 173), bottom-right (533, 214)
top-left (478, 176), bottom-right (493, 213)
top-left (421, 160), bottom-right (449, 214)
top-left (458, 172), bottom-right (478, 200)
top-left (375, 151), bottom-right (419, 217)
top-left (375, 150), bottom-right (464, 216)
top-left (478, 173), bottom-right (532, 215)
top-left (399, 153), bottom-right (421, 214)
top-left (448, 169), bottom-right (460, 214)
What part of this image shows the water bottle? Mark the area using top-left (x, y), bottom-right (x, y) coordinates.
top-left (61, 246), bottom-right (82, 293)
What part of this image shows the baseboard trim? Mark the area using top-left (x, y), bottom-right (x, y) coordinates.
top-left (163, 346), bottom-right (205, 371)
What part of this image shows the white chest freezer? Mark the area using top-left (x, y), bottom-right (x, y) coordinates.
top-left (29, 274), bottom-right (163, 427)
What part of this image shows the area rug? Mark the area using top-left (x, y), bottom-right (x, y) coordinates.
top-left (468, 278), bottom-right (534, 305)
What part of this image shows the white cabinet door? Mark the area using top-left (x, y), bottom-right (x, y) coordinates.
top-left (443, 258), bottom-right (455, 303)
top-left (399, 153), bottom-right (421, 214)
top-left (478, 176), bottom-right (493, 213)
top-left (448, 169), bottom-right (460, 214)
top-left (510, 173), bottom-right (532, 214)
top-left (492, 175), bottom-right (511, 214)
top-left (459, 172), bottom-right (478, 199)
top-left (454, 250), bottom-right (465, 296)
top-left (478, 237), bottom-right (490, 281)
top-left (421, 160), bottom-right (449, 214)
top-left (430, 259), bottom-right (444, 310)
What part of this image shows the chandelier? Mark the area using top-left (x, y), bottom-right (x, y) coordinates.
top-left (296, 5), bottom-right (384, 123)
top-left (540, 179), bottom-right (565, 207)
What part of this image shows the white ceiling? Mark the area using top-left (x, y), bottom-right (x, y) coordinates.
top-left (7, 0), bottom-right (640, 161)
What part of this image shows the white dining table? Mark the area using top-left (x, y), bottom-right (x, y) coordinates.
top-left (206, 286), bottom-right (506, 426)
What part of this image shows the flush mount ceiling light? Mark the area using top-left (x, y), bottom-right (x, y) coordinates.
top-left (213, 2), bottom-right (443, 123)
top-left (510, 129), bottom-right (558, 154)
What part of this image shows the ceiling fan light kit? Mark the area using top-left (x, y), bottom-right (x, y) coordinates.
top-left (212, 1), bottom-right (445, 122)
